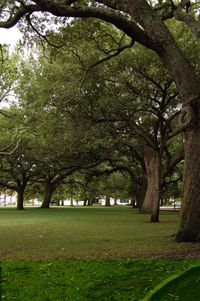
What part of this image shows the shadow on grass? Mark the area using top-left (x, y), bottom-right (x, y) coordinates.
top-left (143, 265), bottom-right (200, 301)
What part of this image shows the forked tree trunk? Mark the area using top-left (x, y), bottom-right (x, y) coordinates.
top-left (41, 181), bottom-right (54, 209)
top-left (17, 187), bottom-right (25, 210)
top-left (176, 128), bottom-right (200, 242)
top-left (141, 146), bottom-right (161, 222)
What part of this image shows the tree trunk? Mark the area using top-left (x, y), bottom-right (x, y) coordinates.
top-left (114, 198), bottom-right (118, 206)
top-left (17, 187), bottom-right (25, 210)
top-left (70, 197), bottom-right (74, 207)
top-left (138, 177), bottom-right (148, 211)
top-left (129, 0), bottom-right (200, 238)
top-left (83, 199), bottom-right (87, 206)
top-left (41, 181), bottom-right (54, 209)
top-left (176, 128), bottom-right (200, 242)
top-left (141, 146), bottom-right (161, 222)
top-left (105, 195), bottom-right (111, 206)
top-left (87, 199), bottom-right (93, 206)
top-left (4, 192), bottom-right (6, 207)
top-left (132, 198), bottom-right (137, 208)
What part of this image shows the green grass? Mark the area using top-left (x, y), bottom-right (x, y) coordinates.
top-left (0, 206), bottom-right (199, 259)
top-left (1, 259), bottom-right (200, 300)
top-left (148, 265), bottom-right (200, 301)
top-left (1, 207), bottom-right (200, 300)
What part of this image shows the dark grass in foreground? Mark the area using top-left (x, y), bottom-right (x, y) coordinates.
top-left (2, 259), bottom-right (200, 301)
top-left (0, 206), bottom-right (200, 259)
top-left (149, 265), bottom-right (200, 301)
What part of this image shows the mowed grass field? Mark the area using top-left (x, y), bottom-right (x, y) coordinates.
top-left (1, 206), bottom-right (200, 300)
top-left (0, 206), bottom-right (200, 259)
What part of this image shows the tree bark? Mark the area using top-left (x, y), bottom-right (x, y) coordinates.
top-left (137, 177), bottom-right (148, 211)
top-left (141, 146), bottom-right (161, 222)
top-left (17, 187), bottom-right (25, 210)
top-left (41, 181), bottom-right (54, 208)
top-left (176, 127), bottom-right (200, 241)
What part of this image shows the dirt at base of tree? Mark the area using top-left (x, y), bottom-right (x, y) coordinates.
top-left (155, 248), bottom-right (200, 259)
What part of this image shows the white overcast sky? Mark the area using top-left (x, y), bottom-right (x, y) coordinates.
top-left (0, 26), bottom-right (22, 46)
top-left (0, 26), bottom-right (22, 107)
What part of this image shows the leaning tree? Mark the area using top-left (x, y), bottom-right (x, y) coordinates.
top-left (1, 0), bottom-right (200, 241)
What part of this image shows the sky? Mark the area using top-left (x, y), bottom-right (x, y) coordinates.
top-left (0, 26), bottom-right (22, 107)
top-left (0, 26), bottom-right (22, 46)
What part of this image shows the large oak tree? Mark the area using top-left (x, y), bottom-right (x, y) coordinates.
top-left (1, 0), bottom-right (200, 241)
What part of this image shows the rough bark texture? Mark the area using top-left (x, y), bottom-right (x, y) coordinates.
top-left (17, 187), bottom-right (25, 210)
top-left (41, 181), bottom-right (54, 208)
top-left (141, 146), bottom-right (161, 222)
top-left (176, 125), bottom-right (200, 242)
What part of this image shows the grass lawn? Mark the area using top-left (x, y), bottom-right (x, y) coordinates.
top-left (1, 206), bottom-right (200, 300)
top-left (0, 206), bottom-right (199, 260)
top-left (1, 259), bottom-right (200, 300)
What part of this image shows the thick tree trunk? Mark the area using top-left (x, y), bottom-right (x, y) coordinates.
top-left (114, 198), bottom-right (118, 206)
top-left (17, 187), bottom-right (25, 210)
top-left (129, 0), bottom-right (200, 238)
top-left (105, 195), bottom-right (111, 206)
top-left (138, 177), bottom-right (148, 211)
top-left (141, 146), bottom-right (161, 222)
top-left (83, 199), bottom-right (87, 206)
top-left (41, 181), bottom-right (54, 208)
top-left (176, 128), bottom-right (200, 242)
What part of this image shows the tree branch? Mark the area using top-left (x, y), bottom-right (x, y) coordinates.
top-left (80, 38), bottom-right (135, 90)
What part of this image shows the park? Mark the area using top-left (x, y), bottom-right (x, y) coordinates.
top-left (0, 0), bottom-right (200, 300)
